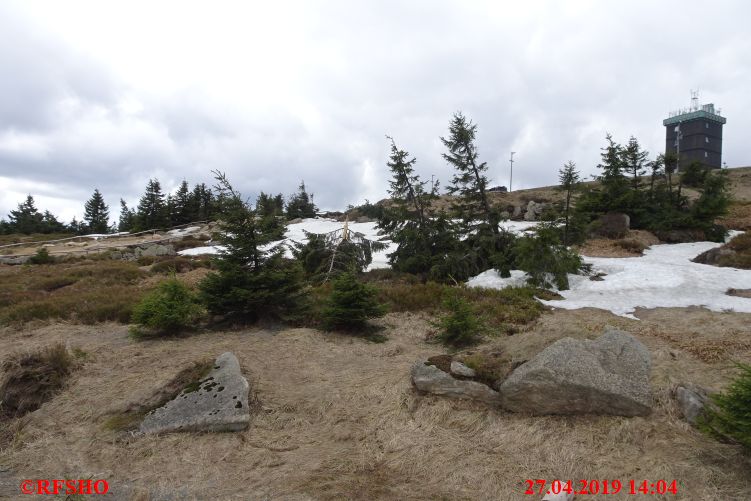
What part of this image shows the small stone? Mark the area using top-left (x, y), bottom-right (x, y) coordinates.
top-left (450, 361), bottom-right (476, 378)
top-left (675, 383), bottom-right (711, 425)
top-left (542, 489), bottom-right (574, 501)
top-left (411, 359), bottom-right (500, 405)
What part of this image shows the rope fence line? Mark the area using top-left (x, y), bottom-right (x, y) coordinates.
top-left (0, 220), bottom-right (212, 250)
top-left (0, 220), bottom-right (213, 259)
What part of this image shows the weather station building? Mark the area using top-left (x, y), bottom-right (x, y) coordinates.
top-left (663, 92), bottom-right (726, 171)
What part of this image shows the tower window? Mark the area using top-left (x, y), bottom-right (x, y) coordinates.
top-left (705, 152), bottom-right (709, 158)
top-left (705, 137), bottom-right (710, 143)
top-left (705, 123), bottom-right (709, 129)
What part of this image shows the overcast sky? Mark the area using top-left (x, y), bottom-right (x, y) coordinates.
top-left (0, 0), bottom-right (749, 223)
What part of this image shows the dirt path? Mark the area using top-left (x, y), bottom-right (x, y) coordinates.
top-left (1, 307), bottom-right (750, 500)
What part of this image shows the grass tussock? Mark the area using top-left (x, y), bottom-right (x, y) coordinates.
top-left (325, 271), bottom-right (550, 335)
top-left (0, 260), bottom-right (149, 326)
top-left (102, 359), bottom-right (213, 432)
top-left (717, 232), bottom-right (751, 269)
top-left (150, 256), bottom-right (211, 274)
top-left (0, 343), bottom-right (77, 418)
top-left (170, 236), bottom-right (211, 252)
top-left (615, 238), bottom-right (648, 254)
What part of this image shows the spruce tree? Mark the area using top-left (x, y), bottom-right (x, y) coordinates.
top-left (377, 137), bottom-right (460, 279)
top-left (190, 183), bottom-right (215, 221)
top-left (256, 191), bottom-right (285, 240)
top-left (8, 195), bottom-right (44, 234)
top-left (170, 180), bottom-right (192, 225)
top-left (321, 272), bottom-right (386, 331)
top-left (558, 161), bottom-right (580, 246)
top-left (198, 171), bottom-right (306, 322)
top-left (68, 217), bottom-right (84, 234)
top-left (118, 199), bottom-right (136, 232)
top-left (623, 136), bottom-right (648, 191)
top-left (41, 210), bottom-right (66, 233)
top-left (135, 179), bottom-right (168, 230)
top-left (700, 363), bottom-right (751, 451)
top-left (83, 188), bottom-right (110, 234)
top-left (285, 181), bottom-right (318, 220)
top-left (442, 112), bottom-right (514, 278)
top-left (598, 134), bottom-right (630, 212)
top-left (443, 112), bottom-right (497, 235)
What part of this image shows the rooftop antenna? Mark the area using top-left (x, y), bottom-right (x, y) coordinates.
top-left (691, 89), bottom-right (699, 111)
top-left (509, 151), bottom-right (516, 192)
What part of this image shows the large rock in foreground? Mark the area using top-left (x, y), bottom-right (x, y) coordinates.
top-left (411, 359), bottom-right (500, 405)
top-left (140, 352), bottom-right (250, 434)
top-left (499, 329), bottom-right (652, 416)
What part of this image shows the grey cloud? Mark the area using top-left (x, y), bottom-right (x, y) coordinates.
top-left (1, 0), bottom-right (749, 222)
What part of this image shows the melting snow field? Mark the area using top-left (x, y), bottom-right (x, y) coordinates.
top-left (179, 218), bottom-right (543, 271)
top-left (468, 238), bottom-right (751, 319)
top-left (179, 218), bottom-right (751, 318)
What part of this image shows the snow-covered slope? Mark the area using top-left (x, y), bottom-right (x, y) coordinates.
top-left (179, 218), bottom-right (751, 318)
top-left (468, 238), bottom-right (751, 318)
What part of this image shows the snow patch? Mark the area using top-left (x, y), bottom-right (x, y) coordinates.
top-left (468, 238), bottom-right (751, 318)
top-left (177, 218), bottom-right (395, 269)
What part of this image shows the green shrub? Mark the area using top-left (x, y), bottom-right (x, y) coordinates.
top-left (700, 363), bottom-right (751, 451)
top-left (435, 291), bottom-right (483, 347)
top-left (513, 221), bottom-right (589, 290)
top-left (322, 272), bottom-right (386, 331)
top-left (681, 161), bottom-right (709, 188)
top-left (28, 248), bottom-right (54, 265)
top-left (130, 277), bottom-right (204, 337)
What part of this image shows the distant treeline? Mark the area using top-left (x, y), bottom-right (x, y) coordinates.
top-left (0, 179), bottom-right (318, 236)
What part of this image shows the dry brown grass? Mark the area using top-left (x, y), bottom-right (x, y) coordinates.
top-left (576, 230), bottom-right (661, 258)
top-left (0, 260), bottom-right (148, 326)
top-left (718, 201), bottom-right (751, 231)
top-left (0, 343), bottom-right (77, 419)
top-left (0, 306), bottom-right (749, 499)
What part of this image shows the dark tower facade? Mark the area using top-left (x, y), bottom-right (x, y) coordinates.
top-left (663, 95), bottom-right (726, 171)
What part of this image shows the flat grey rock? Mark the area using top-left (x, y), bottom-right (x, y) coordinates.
top-left (450, 361), bottom-right (476, 377)
top-left (499, 329), bottom-right (652, 416)
top-left (140, 352), bottom-right (250, 434)
top-left (411, 359), bottom-right (500, 405)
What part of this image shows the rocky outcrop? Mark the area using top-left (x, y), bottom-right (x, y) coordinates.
top-left (591, 213), bottom-right (630, 239)
top-left (0, 255), bottom-right (29, 265)
top-left (524, 201), bottom-right (544, 221)
top-left (499, 329), bottom-right (652, 416)
top-left (140, 352), bottom-right (250, 434)
top-left (135, 244), bottom-right (175, 258)
top-left (693, 246), bottom-right (734, 265)
top-left (411, 359), bottom-right (500, 405)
